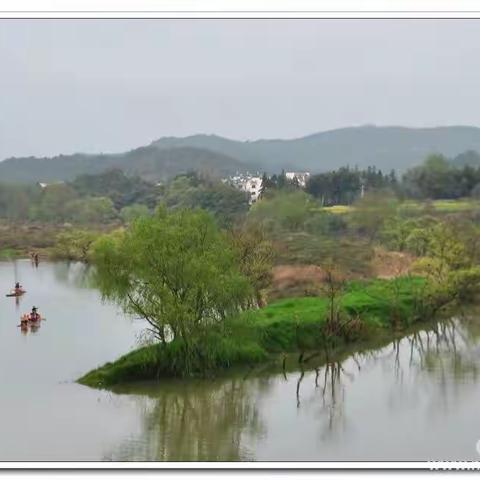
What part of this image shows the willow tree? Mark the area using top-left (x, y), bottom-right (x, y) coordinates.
top-left (92, 207), bottom-right (252, 349)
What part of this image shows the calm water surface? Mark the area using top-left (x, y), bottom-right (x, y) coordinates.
top-left (1, 260), bottom-right (480, 461)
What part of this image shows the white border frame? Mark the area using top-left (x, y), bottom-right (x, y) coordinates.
top-left (1, 1), bottom-right (480, 469)
top-left (1, 461), bottom-right (480, 469)
top-left (0, 0), bottom-right (480, 17)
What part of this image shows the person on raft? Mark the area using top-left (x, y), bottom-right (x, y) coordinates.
top-left (29, 307), bottom-right (40, 322)
top-left (14, 282), bottom-right (22, 293)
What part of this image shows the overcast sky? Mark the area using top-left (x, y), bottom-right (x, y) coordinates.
top-left (1, 19), bottom-right (480, 160)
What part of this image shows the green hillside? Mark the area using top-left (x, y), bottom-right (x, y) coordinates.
top-left (0, 146), bottom-right (249, 184)
top-left (4, 125), bottom-right (480, 183)
top-left (152, 125), bottom-right (480, 173)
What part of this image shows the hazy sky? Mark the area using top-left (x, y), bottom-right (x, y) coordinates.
top-left (1, 19), bottom-right (480, 160)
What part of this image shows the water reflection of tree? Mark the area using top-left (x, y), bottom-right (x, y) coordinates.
top-left (293, 316), bottom-right (480, 443)
top-left (390, 319), bottom-right (480, 416)
top-left (408, 319), bottom-right (479, 380)
top-left (107, 377), bottom-right (268, 461)
top-left (52, 262), bottom-right (96, 289)
top-left (374, 318), bottom-right (479, 425)
top-left (105, 316), bottom-right (480, 461)
top-left (294, 361), bottom-right (352, 440)
top-left (292, 344), bottom-right (395, 441)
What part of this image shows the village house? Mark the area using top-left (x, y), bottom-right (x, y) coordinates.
top-left (285, 171), bottom-right (310, 187)
top-left (223, 171), bottom-right (263, 205)
top-left (242, 176), bottom-right (262, 205)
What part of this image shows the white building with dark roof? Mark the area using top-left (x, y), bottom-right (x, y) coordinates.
top-left (285, 171), bottom-right (310, 187)
top-left (242, 176), bottom-right (262, 205)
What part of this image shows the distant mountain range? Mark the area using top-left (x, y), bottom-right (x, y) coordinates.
top-left (3, 125), bottom-right (480, 184)
top-left (0, 146), bottom-right (248, 184)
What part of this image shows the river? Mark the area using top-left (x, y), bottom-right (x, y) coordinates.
top-left (1, 260), bottom-right (480, 462)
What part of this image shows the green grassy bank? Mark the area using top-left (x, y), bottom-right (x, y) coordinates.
top-left (78, 276), bottom-right (433, 389)
top-left (319, 198), bottom-right (479, 215)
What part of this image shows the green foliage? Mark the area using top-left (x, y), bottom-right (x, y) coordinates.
top-left (348, 190), bottom-right (399, 241)
top-left (69, 168), bottom-right (160, 209)
top-left (247, 190), bottom-right (314, 232)
top-left (64, 197), bottom-right (116, 224)
top-left (92, 207), bottom-right (253, 373)
top-left (0, 181), bottom-right (119, 225)
top-left (0, 247), bottom-right (18, 260)
top-left (227, 223), bottom-right (274, 306)
top-left (449, 267), bottom-right (480, 302)
top-left (405, 217), bottom-right (480, 316)
top-left (381, 217), bottom-right (418, 251)
top-left (306, 166), bottom-right (397, 206)
top-left (120, 204), bottom-right (151, 223)
top-left (402, 154), bottom-right (480, 200)
top-left (53, 229), bottom-right (98, 262)
top-left (189, 182), bottom-right (249, 227)
top-left (0, 183), bottom-right (38, 220)
top-left (304, 210), bottom-right (347, 236)
top-left (381, 215), bottom-right (437, 253)
top-left (161, 173), bottom-right (249, 227)
top-left (31, 184), bottom-right (79, 222)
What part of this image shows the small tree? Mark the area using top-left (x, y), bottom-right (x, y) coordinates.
top-left (316, 262), bottom-right (363, 356)
top-left (349, 190), bottom-right (399, 243)
top-left (54, 229), bottom-right (98, 262)
top-left (247, 190), bottom-right (313, 233)
top-left (411, 219), bottom-right (475, 317)
top-left (320, 263), bottom-right (346, 335)
top-left (227, 223), bottom-right (274, 307)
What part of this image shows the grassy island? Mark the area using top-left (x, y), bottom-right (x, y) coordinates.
top-left (79, 276), bottom-right (432, 388)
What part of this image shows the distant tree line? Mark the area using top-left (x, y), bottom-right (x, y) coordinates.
top-left (260, 152), bottom-right (480, 205)
top-left (259, 166), bottom-right (396, 205)
top-left (2, 150), bottom-right (480, 226)
top-left (0, 168), bottom-right (159, 224)
top-left (305, 166), bottom-right (397, 205)
top-left (401, 154), bottom-right (480, 200)
top-left (259, 170), bottom-right (301, 198)
top-left (0, 168), bottom-right (248, 227)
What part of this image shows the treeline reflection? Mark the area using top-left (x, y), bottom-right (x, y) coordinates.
top-left (106, 315), bottom-right (480, 461)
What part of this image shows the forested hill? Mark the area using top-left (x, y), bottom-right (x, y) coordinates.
top-left (4, 125), bottom-right (480, 183)
top-left (0, 146), bottom-right (249, 184)
top-left (152, 126), bottom-right (480, 173)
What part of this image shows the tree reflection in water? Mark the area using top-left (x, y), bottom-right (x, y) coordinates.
top-left (105, 315), bottom-right (480, 461)
top-left (293, 316), bottom-right (480, 442)
top-left (52, 262), bottom-right (96, 289)
top-left (106, 377), bottom-right (268, 461)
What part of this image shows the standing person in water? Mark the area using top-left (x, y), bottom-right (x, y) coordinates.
top-left (30, 307), bottom-right (40, 322)
top-left (30, 252), bottom-right (39, 266)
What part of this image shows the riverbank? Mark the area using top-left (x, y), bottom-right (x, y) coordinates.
top-left (0, 221), bottom-right (120, 261)
top-left (0, 222), bottom-right (60, 260)
top-left (78, 276), bottom-right (434, 389)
